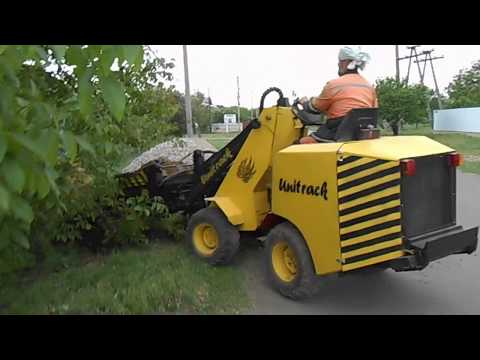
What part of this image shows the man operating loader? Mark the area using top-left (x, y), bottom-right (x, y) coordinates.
top-left (299, 46), bottom-right (378, 143)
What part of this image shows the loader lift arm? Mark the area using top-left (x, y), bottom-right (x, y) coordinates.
top-left (184, 120), bottom-right (258, 214)
top-left (120, 121), bottom-right (258, 215)
top-left (118, 87), bottom-right (292, 216)
top-left (174, 87), bottom-right (291, 214)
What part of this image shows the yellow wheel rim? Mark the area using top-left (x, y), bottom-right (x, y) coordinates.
top-left (193, 223), bottom-right (219, 256)
top-left (272, 241), bottom-right (298, 282)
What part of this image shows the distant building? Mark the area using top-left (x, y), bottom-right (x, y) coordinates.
top-left (210, 113), bottom-right (242, 133)
top-left (223, 114), bottom-right (237, 124)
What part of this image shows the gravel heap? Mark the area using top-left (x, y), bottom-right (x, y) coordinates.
top-left (121, 137), bottom-right (218, 174)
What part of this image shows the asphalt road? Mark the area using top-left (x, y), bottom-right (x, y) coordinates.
top-left (233, 170), bottom-right (480, 315)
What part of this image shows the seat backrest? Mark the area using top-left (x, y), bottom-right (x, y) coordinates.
top-left (334, 108), bottom-right (378, 142)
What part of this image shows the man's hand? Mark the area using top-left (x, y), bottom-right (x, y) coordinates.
top-left (299, 96), bottom-right (309, 105)
top-left (297, 96), bottom-right (321, 114)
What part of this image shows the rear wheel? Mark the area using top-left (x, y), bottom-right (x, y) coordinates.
top-left (265, 222), bottom-right (319, 300)
top-left (186, 207), bottom-right (240, 265)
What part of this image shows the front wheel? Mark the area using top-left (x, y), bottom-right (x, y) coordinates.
top-left (186, 207), bottom-right (240, 265)
top-left (265, 222), bottom-right (319, 300)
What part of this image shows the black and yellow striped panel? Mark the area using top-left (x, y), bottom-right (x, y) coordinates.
top-left (337, 155), bottom-right (404, 271)
top-left (122, 170), bottom-right (149, 188)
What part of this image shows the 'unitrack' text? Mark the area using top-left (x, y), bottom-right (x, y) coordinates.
top-left (279, 178), bottom-right (328, 200)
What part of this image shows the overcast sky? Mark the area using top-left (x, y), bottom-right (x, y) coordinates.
top-left (151, 45), bottom-right (480, 108)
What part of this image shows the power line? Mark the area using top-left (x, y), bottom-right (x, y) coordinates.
top-left (396, 45), bottom-right (445, 108)
top-left (396, 45), bottom-right (445, 126)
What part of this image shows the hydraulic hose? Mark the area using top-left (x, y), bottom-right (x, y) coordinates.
top-left (259, 87), bottom-right (285, 115)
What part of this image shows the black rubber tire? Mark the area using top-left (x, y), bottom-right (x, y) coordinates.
top-left (265, 222), bottom-right (319, 300)
top-left (186, 207), bottom-right (240, 266)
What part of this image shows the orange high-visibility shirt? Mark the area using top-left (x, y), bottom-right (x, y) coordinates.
top-left (312, 73), bottom-right (378, 119)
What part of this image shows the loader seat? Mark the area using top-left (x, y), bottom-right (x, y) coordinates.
top-left (313, 108), bottom-right (379, 143)
top-left (334, 108), bottom-right (379, 141)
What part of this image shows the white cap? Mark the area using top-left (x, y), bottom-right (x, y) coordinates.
top-left (339, 46), bottom-right (371, 70)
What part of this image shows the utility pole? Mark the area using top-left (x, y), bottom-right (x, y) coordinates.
top-left (236, 76), bottom-right (241, 124)
top-left (411, 46), bottom-right (423, 85)
top-left (397, 45), bottom-right (424, 85)
top-left (418, 50), bottom-right (431, 85)
top-left (182, 45), bottom-right (194, 137)
top-left (414, 50), bottom-right (445, 109)
top-left (250, 94), bottom-right (254, 120)
top-left (395, 45), bottom-right (400, 82)
top-left (208, 88), bottom-right (212, 124)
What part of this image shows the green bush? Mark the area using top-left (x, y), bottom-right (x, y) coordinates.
top-left (0, 243), bottom-right (36, 275)
top-left (0, 45), bottom-right (186, 270)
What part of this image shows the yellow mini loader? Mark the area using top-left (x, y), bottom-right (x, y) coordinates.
top-left (119, 87), bottom-right (478, 299)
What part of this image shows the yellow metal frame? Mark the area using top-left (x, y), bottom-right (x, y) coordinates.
top-left (206, 107), bottom-right (303, 231)
top-left (204, 105), bottom-right (456, 275)
top-left (272, 144), bottom-right (343, 275)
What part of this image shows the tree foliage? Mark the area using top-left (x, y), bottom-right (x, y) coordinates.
top-left (0, 45), bottom-right (183, 257)
top-left (446, 60), bottom-right (480, 109)
top-left (375, 77), bottom-right (432, 133)
top-left (0, 45), bottom-right (258, 266)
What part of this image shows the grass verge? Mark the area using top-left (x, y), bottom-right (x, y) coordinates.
top-left (203, 133), bottom-right (236, 150)
top-left (207, 138), bottom-right (231, 150)
top-left (0, 241), bottom-right (251, 315)
top-left (201, 133), bottom-right (239, 139)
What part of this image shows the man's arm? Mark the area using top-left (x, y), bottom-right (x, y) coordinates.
top-left (310, 83), bottom-right (333, 113)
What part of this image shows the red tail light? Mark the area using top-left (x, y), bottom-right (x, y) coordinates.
top-left (448, 153), bottom-right (464, 167)
top-left (401, 159), bottom-right (416, 176)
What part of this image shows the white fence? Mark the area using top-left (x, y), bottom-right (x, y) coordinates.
top-left (433, 107), bottom-right (480, 133)
top-left (211, 123), bottom-right (243, 133)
